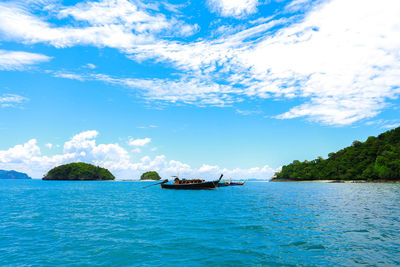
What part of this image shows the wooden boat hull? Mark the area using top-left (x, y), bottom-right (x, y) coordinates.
top-left (229, 182), bottom-right (245, 186)
top-left (161, 181), bottom-right (217, 189)
top-left (217, 181), bottom-right (246, 187)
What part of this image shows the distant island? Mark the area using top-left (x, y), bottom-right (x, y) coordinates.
top-left (0, 170), bottom-right (31, 179)
top-left (43, 162), bottom-right (115, 181)
top-left (272, 127), bottom-right (400, 182)
top-left (140, 171), bottom-right (161, 180)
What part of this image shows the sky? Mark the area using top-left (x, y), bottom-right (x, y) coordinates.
top-left (0, 0), bottom-right (399, 179)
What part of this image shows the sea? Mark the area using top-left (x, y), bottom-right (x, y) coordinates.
top-left (1, 180), bottom-right (400, 266)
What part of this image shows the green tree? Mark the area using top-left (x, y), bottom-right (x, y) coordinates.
top-left (273, 127), bottom-right (400, 181)
top-left (43, 162), bottom-right (115, 180)
top-left (374, 147), bottom-right (400, 179)
top-left (140, 171), bottom-right (161, 180)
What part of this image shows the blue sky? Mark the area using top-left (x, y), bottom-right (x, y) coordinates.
top-left (0, 0), bottom-right (399, 179)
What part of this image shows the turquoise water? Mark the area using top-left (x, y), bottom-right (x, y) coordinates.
top-left (1, 180), bottom-right (400, 266)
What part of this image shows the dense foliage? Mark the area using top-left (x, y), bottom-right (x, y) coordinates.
top-left (43, 162), bottom-right (115, 180)
top-left (0, 170), bottom-right (31, 179)
top-left (274, 127), bottom-right (400, 180)
top-left (140, 171), bottom-right (161, 180)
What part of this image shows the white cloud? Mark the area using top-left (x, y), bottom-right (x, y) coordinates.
top-left (128, 19), bottom-right (284, 72)
top-left (243, 0), bottom-right (400, 125)
top-left (0, 131), bottom-right (128, 177)
top-left (162, 2), bottom-right (186, 13)
top-left (45, 143), bottom-right (52, 149)
top-left (0, 130), bottom-right (276, 179)
top-left (236, 109), bottom-right (262, 116)
top-left (52, 72), bottom-right (241, 106)
top-left (381, 123), bottom-right (400, 129)
top-left (0, 49), bottom-right (50, 70)
top-left (207, 0), bottom-right (259, 18)
top-left (0, 94), bottom-right (29, 108)
top-left (2, 0), bottom-right (400, 126)
top-left (0, 94), bottom-right (28, 104)
top-left (132, 148), bottom-right (141, 153)
top-left (131, 0), bottom-right (400, 125)
top-left (128, 137), bottom-right (151, 146)
top-left (284, 0), bottom-right (314, 12)
top-left (63, 130), bottom-right (99, 153)
top-left (137, 124), bottom-right (158, 129)
top-left (85, 63), bottom-right (96, 69)
top-left (0, 139), bottom-right (40, 163)
top-left (94, 73), bottom-right (241, 106)
top-left (365, 119), bottom-right (400, 129)
top-left (0, 0), bottom-right (198, 49)
top-left (53, 72), bottom-right (85, 81)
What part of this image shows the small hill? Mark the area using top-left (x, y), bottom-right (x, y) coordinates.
top-left (273, 127), bottom-right (400, 181)
top-left (140, 171), bottom-right (161, 180)
top-left (43, 162), bottom-right (115, 181)
top-left (0, 170), bottom-right (31, 179)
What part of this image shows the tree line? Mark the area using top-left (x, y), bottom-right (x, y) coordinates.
top-left (274, 127), bottom-right (400, 180)
top-left (43, 162), bottom-right (115, 180)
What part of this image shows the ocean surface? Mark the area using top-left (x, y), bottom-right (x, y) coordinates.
top-left (1, 180), bottom-right (400, 266)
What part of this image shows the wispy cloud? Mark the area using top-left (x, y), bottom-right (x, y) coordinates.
top-left (284, 0), bottom-right (315, 12)
top-left (365, 119), bottom-right (400, 129)
top-left (132, 148), bottom-right (141, 153)
top-left (381, 123), bottom-right (400, 129)
top-left (161, 2), bottom-right (187, 13)
top-left (53, 72), bottom-right (85, 81)
top-left (0, 94), bottom-right (29, 108)
top-left (2, 0), bottom-right (400, 126)
top-left (0, 50), bottom-right (50, 70)
top-left (128, 0), bottom-right (400, 125)
top-left (58, 72), bottom-right (242, 107)
top-left (207, 0), bottom-right (259, 18)
top-left (128, 137), bottom-right (151, 147)
top-left (0, 0), bottom-right (198, 49)
top-left (84, 63), bottom-right (96, 69)
top-left (236, 109), bottom-right (262, 116)
top-left (137, 125), bottom-right (158, 129)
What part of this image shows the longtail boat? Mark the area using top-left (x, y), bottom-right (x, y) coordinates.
top-left (217, 179), bottom-right (246, 187)
top-left (160, 174), bottom-right (223, 190)
top-left (229, 180), bottom-right (246, 186)
top-left (217, 181), bottom-right (230, 187)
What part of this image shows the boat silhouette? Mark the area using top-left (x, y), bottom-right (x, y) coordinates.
top-left (160, 174), bottom-right (223, 190)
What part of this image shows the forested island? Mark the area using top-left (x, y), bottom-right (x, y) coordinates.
top-left (272, 127), bottom-right (400, 181)
top-left (43, 162), bottom-right (115, 181)
top-left (0, 170), bottom-right (31, 179)
top-left (140, 171), bottom-right (161, 180)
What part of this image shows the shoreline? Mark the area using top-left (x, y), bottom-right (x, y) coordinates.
top-left (269, 178), bottom-right (400, 183)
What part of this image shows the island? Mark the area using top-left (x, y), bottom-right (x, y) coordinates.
top-left (0, 170), bottom-right (31, 179)
top-left (140, 171), bottom-right (161, 181)
top-left (43, 162), bottom-right (115, 181)
top-left (272, 126), bottom-right (400, 182)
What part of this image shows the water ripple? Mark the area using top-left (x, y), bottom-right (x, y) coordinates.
top-left (1, 180), bottom-right (400, 266)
